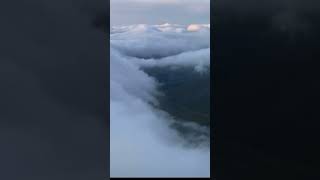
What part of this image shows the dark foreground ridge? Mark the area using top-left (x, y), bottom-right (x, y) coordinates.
top-left (144, 66), bottom-right (210, 126)
top-left (144, 66), bottom-right (210, 147)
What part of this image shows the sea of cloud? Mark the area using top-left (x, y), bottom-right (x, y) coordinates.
top-left (110, 23), bottom-right (210, 177)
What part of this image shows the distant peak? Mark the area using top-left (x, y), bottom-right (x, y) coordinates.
top-left (187, 24), bottom-right (210, 32)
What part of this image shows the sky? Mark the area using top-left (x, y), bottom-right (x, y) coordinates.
top-left (111, 0), bottom-right (210, 26)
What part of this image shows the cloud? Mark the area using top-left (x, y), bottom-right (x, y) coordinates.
top-left (111, 24), bottom-right (210, 59)
top-left (110, 24), bottom-right (210, 177)
top-left (132, 48), bottom-right (210, 73)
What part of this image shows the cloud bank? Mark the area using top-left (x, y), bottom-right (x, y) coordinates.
top-left (110, 24), bottom-right (210, 177)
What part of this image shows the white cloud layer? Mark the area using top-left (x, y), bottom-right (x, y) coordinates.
top-left (110, 24), bottom-right (210, 177)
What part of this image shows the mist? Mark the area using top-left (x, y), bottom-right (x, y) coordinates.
top-left (110, 24), bottom-right (210, 177)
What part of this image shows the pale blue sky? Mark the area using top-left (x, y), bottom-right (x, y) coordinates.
top-left (111, 0), bottom-right (210, 26)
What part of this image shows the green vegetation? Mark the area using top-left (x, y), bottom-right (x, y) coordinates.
top-left (143, 66), bottom-right (210, 127)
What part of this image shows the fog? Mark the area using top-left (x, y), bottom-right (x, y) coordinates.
top-left (110, 24), bottom-right (210, 177)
